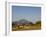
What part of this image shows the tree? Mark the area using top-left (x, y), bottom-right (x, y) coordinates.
top-left (12, 22), bottom-right (15, 27)
top-left (28, 22), bottom-right (34, 26)
top-left (12, 21), bottom-right (17, 27)
top-left (35, 21), bottom-right (41, 26)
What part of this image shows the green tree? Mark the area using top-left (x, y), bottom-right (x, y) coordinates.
top-left (35, 21), bottom-right (41, 26)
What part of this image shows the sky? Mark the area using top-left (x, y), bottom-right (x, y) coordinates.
top-left (12, 6), bottom-right (41, 23)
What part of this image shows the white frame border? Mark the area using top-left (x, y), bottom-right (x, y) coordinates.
top-left (6, 2), bottom-right (44, 35)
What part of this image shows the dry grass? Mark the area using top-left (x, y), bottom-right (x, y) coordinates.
top-left (12, 24), bottom-right (41, 31)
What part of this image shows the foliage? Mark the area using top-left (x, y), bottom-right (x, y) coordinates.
top-left (12, 19), bottom-right (41, 31)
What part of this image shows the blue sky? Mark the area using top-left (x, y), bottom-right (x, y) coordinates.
top-left (12, 6), bottom-right (41, 23)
